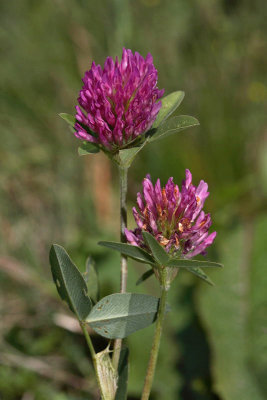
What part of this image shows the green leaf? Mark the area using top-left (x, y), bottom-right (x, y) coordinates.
top-left (98, 241), bottom-right (155, 265)
top-left (149, 115), bottom-right (199, 142)
top-left (187, 267), bottom-right (214, 286)
top-left (49, 244), bottom-right (92, 320)
top-left (115, 347), bottom-right (129, 400)
top-left (167, 258), bottom-right (223, 268)
top-left (78, 141), bottom-right (100, 155)
top-left (86, 293), bottom-right (159, 339)
top-left (59, 113), bottom-right (76, 133)
top-left (142, 231), bottom-right (169, 265)
top-left (118, 143), bottom-right (145, 168)
top-left (153, 91), bottom-right (185, 128)
top-left (83, 257), bottom-right (99, 304)
top-left (59, 113), bottom-right (75, 126)
top-left (136, 269), bottom-right (154, 286)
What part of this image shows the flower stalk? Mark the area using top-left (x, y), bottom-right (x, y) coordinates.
top-left (80, 322), bottom-right (106, 399)
top-left (112, 165), bottom-right (128, 370)
top-left (141, 269), bottom-right (169, 400)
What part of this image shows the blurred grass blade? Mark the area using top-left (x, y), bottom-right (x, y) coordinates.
top-left (49, 244), bottom-right (92, 320)
top-left (86, 293), bottom-right (159, 339)
top-left (142, 231), bottom-right (169, 265)
top-left (149, 115), bottom-right (199, 142)
top-left (84, 257), bottom-right (99, 304)
top-left (98, 241), bottom-right (155, 265)
top-left (153, 91), bottom-right (185, 128)
top-left (187, 267), bottom-right (214, 286)
top-left (115, 347), bottom-right (129, 400)
top-left (136, 269), bottom-right (154, 286)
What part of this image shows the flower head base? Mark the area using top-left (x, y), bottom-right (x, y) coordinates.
top-left (75, 48), bottom-right (164, 152)
top-left (125, 170), bottom-right (216, 259)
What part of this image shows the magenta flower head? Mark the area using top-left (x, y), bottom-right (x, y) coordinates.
top-left (74, 48), bottom-right (164, 152)
top-left (125, 170), bottom-right (216, 259)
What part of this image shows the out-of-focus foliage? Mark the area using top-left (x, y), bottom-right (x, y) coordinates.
top-left (0, 0), bottom-right (266, 399)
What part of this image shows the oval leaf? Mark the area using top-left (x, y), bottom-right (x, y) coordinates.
top-left (153, 91), bottom-right (185, 129)
top-left (86, 293), bottom-right (160, 339)
top-left (187, 267), bottom-right (214, 286)
top-left (49, 244), bottom-right (92, 320)
top-left (98, 241), bottom-right (155, 265)
top-left (167, 258), bottom-right (223, 268)
top-left (149, 115), bottom-right (199, 142)
top-left (142, 231), bottom-right (170, 265)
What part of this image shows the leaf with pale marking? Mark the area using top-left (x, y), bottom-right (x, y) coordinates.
top-left (49, 244), bottom-right (92, 320)
top-left (86, 293), bottom-right (159, 339)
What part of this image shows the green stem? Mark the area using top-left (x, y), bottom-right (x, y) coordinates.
top-left (141, 286), bottom-right (168, 400)
top-left (80, 322), bottom-right (105, 399)
top-left (112, 166), bottom-right (128, 369)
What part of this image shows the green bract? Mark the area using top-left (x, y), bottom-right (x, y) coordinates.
top-left (59, 91), bottom-right (199, 167)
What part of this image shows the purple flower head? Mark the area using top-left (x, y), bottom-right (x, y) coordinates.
top-left (125, 170), bottom-right (217, 259)
top-left (75, 48), bottom-right (164, 152)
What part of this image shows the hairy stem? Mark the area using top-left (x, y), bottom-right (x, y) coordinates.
top-left (112, 166), bottom-right (128, 369)
top-left (141, 286), bottom-right (168, 400)
top-left (80, 322), bottom-right (105, 399)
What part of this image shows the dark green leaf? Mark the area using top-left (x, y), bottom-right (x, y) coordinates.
top-left (142, 231), bottom-right (169, 265)
top-left (167, 258), bottom-right (223, 268)
top-left (153, 91), bottom-right (185, 128)
top-left (115, 347), bottom-right (129, 400)
top-left (187, 267), bottom-right (214, 286)
top-left (49, 244), bottom-right (92, 320)
top-left (98, 241), bottom-right (155, 265)
top-left (149, 115), bottom-right (199, 142)
top-left (136, 269), bottom-right (154, 286)
top-left (84, 257), bottom-right (99, 304)
top-left (78, 141), bottom-right (100, 155)
top-left (86, 293), bottom-right (159, 339)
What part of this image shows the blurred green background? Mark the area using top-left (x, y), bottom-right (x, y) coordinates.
top-left (0, 0), bottom-right (266, 399)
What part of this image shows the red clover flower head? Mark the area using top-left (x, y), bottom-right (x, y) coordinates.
top-left (75, 48), bottom-right (164, 152)
top-left (125, 170), bottom-right (217, 259)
